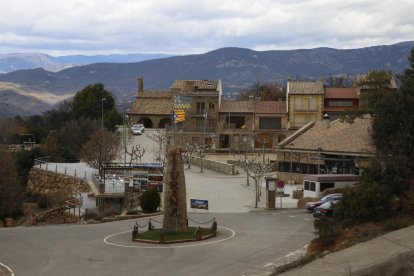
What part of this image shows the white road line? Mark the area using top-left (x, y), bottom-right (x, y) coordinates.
top-left (0, 262), bottom-right (14, 276)
top-left (103, 226), bottom-right (236, 249)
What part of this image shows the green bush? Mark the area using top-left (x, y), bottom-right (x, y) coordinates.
top-left (314, 217), bottom-right (342, 247)
top-left (140, 189), bottom-right (161, 212)
top-left (383, 217), bottom-right (413, 232)
top-left (335, 181), bottom-right (392, 224)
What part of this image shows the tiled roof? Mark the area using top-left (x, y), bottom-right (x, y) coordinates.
top-left (170, 80), bottom-right (219, 91)
top-left (254, 101), bottom-right (287, 114)
top-left (325, 88), bottom-right (358, 99)
top-left (288, 80), bottom-right (324, 95)
top-left (129, 91), bottom-right (172, 115)
top-left (220, 101), bottom-right (254, 113)
top-left (138, 90), bottom-right (172, 98)
top-left (219, 100), bottom-right (287, 114)
top-left (279, 117), bottom-right (375, 155)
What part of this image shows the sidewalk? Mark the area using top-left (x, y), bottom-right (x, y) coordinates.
top-left (279, 225), bottom-right (414, 275)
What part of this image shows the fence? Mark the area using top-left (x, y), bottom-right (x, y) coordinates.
top-left (34, 157), bottom-right (96, 181)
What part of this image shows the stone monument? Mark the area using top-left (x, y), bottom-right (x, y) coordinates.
top-left (162, 146), bottom-right (188, 233)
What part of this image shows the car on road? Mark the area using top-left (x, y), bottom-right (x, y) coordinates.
top-left (131, 124), bottom-right (145, 135)
top-left (305, 193), bottom-right (342, 212)
top-left (313, 200), bottom-right (340, 218)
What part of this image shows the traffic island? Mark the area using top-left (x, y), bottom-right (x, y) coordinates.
top-left (132, 226), bottom-right (216, 244)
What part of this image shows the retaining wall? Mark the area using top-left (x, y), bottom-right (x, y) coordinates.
top-left (191, 157), bottom-right (235, 175)
top-left (27, 167), bottom-right (90, 196)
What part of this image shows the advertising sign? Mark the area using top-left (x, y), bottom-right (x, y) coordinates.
top-left (190, 199), bottom-right (209, 210)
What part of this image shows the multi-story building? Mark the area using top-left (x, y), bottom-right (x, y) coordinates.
top-left (169, 80), bottom-right (223, 146)
top-left (287, 80), bottom-right (325, 129)
top-left (216, 97), bottom-right (288, 151)
top-left (323, 87), bottom-right (359, 120)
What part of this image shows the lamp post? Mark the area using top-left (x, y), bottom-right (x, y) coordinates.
top-left (123, 112), bottom-right (129, 167)
top-left (317, 147), bottom-right (322, 174)
top-left (289, 143), bottom-right (294, 186)
top-left (101, 98), bottom-right (106, 129)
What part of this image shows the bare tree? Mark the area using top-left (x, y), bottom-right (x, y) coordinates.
top-left (146, 129), bottom-right (167, 163)
top-left (254, 134), bottom-right (273, 163)
top-left (181, 143), bottom-right (198, 169)
top-left (126, 144), bottom-right (147, 164)
top-left (234, 153), bottom-right (273, 208)
top-left (80, 128), bottom-right (120, 175)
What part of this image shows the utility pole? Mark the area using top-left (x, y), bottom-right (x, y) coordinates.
top-left (101, 98), bottom-right (106, 129)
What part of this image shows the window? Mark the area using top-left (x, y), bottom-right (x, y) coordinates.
top-left (310, 182), bottom-right (316, 191)
top-left (192, 137), bottom-right (199, 145)
top-left (328, 100), bottom-right (353, 107)
top-left (304, 181), bottom-right (310, 191)
top-left (294, 97), bottom-right (302, 110)
top-left (320, 182), bottom-right (334, 192)
top-left (226, 116), bottom-right (245, 129)
top-left (209, 102), bottom-right (215, 109)
top-left (308, 97), bottom-right (317, 110)
top-left (196, 102), bottom-right (205, 114)
top-left (259, 117), bottom-right (281, 129)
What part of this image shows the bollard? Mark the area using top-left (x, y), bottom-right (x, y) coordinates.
top-left (212, 220), bottom-right (218, 236)
top-left (160, 231), bottom-right (165, 244)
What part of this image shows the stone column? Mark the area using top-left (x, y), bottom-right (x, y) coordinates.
top-left (162, 146), bottom-right (188, 233)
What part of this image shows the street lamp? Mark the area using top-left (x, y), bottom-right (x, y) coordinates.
top-left (123, 112), bottom-right (129, 167)
top-left (317, 147), bottom-right (322, 174)
top-left (101, 98), bottom-right (106, 129)
top-left (289, 143), bottom-right (294, 186)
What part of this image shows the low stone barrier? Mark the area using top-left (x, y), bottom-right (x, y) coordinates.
top-left (191, 157), bottom-right (235, 175)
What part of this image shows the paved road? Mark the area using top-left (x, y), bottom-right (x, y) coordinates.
top-left (0, 211), bottom-right (313, 276)
top-left (0, 128), bottom-right (315, 275)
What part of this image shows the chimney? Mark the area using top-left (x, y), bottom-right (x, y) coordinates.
top-left (322, 113), bottom-right (330, 129)
top-left (138, 76), bottom-right (144, 93)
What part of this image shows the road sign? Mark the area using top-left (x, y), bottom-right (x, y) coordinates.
top-left (190, 199), bottom-right (208, 210)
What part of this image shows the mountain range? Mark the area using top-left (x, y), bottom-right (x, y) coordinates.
top-left (0, 41), bottom-right (413, 117)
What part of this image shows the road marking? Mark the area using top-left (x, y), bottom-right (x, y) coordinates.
top-left (289, 215), bottom-right (295, 218)
top-left (264, 262), bottom-right (274, 267)
top-left (305, 218), bottom-right (311, 221)
top-left (0, 262), bottom-right (14, 276)
top-left (103, 226), bottom-right (236, 249)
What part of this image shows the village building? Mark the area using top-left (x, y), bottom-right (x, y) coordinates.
top-left (276, 115), bottom-right (375, 184)
top-left (323, 87), bottom-right (359, 120)
top-left (287, 80), bottom-right (325, 129)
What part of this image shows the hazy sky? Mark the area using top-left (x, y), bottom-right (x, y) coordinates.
top-left (0, 0), bottom-right (413, 56)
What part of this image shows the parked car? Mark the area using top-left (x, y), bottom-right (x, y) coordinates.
top-left (131, 124), bottom-right (145, 135)
top-left (313, 200), bottom-right (340, 218)
top-left (305, 193), bottom-right (342, 211)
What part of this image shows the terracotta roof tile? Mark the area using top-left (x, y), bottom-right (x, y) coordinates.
top-left (170, 80), bottom-right (219, 92)
top-left (288, 80), bottom-right (324, 95)
top-left (130, 91), bottom-right (172, 115)
top-left (279, 117), bottom-right (375, 155)
top-left (325, 88), bottom-right (358, 99)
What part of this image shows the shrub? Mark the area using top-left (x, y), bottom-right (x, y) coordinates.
top-left (335, 181), bottom-right (392, 224)
top-left (314, 217), bottom-right (342, 248)
top-left (140, 189), bottom-right (161, 212)
top-left (383, 217), bottom-right (414, 232)
top-left (98, 202), bottom-right (122, 217)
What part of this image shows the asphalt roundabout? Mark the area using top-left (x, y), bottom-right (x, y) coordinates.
top-left (103, 226), bottom-right (236, 249)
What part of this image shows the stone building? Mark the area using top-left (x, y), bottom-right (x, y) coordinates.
top-left (128, 77), bottom-right (173, 128)
top-left (167, 79), bottom-right (223, 147)
top-left (277, 115), bottom-right (375, 184)
top-left (287, 80), bottom-right (325, 129)
top-left (217, 97), bottom-right (289, 151)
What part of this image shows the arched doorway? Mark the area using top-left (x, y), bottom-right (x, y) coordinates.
top-left (138, 117), bottom-right (153, 128)
top-left (159, 117), bottom-right (172, 129)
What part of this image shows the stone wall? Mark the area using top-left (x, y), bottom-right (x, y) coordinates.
top-left (27, 167), bottom-right (90, 197)
top-left (191, 157), bottom-right (235, 175)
